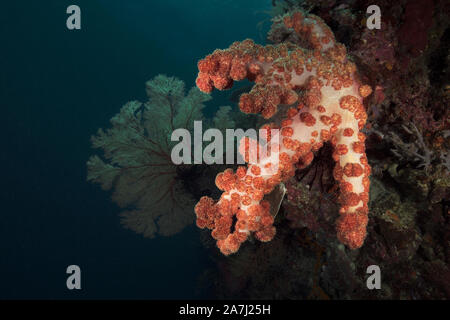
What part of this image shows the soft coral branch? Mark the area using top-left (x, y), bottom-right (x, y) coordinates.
top-left (194, 10), bottom-right (373, 255)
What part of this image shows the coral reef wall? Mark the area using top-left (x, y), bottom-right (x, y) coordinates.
top-left (196, 0), bottom-right (449, 300)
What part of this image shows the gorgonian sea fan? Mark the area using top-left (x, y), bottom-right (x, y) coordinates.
top-left (87, 75), bottom-right (211, 237)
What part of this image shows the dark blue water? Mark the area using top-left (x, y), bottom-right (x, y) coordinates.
top-left (0, 0), bottom-right (270, 299)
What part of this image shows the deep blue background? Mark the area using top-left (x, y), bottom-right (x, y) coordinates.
top-left (0, 0), bottom-right (270, 298)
